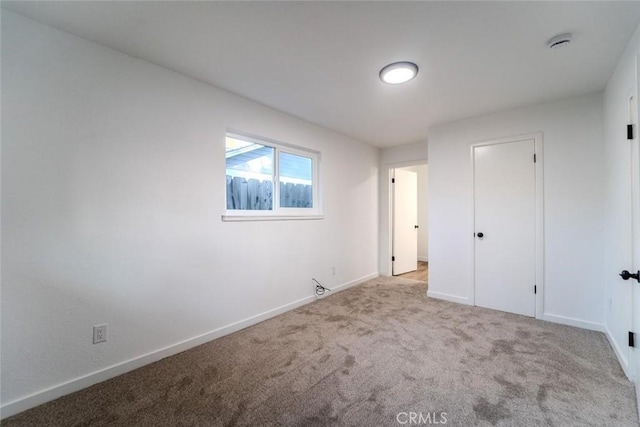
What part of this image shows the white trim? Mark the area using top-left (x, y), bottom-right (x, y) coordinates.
top-left (418, 257), bottom-right (429, 262)
top-left (542, 313), bottom-right (604, 332)
top-left (381, 160), bottom-right (428, 277)
top-left (225, 130), bottom-right (322, 217)
top-left (534, 134), bottom-right (545, 320)
top-left (629, 69), bottom-right (640, 391)
top-left (0, 272), bottom-right (378, 419)
top-left (633, 58), bottom-right (640, 419)
top-left (384, 159), bottom-right (428, 169)
top-left (222, 214), bottom-right (324, 222)
top-left (316, 273), bottom-right (380, 299)
top-left (605, 324), bottom-right (631, 379)
top-left (469, 132), bottom-right (544, 319)
top-left (332, 273), bottom-right (379, 292)
top-left (386, 168), bottom-right (395, 276)
top-left (391, 168), bottom-right (396, 275)
top-left (427, 290), bottom-right (471, 305)
top-left (226, 129), bottom-right (321, 157)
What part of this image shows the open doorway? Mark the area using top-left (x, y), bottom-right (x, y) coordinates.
top-left (392, 164), bottom-right (428, 282)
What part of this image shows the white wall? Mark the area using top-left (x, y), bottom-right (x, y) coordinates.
top-left (603, 22), bottom-right (640, 377)
top-left (0, 11), bottom-right (379, 415)
top-left (428, 92), bottom-right (605, 330)
top-left (380, 141), bottom-right (428, 166)
top-left (403, 165), bottom-right (428, 262)
top-left (378, 141), bottom-right (428, 275)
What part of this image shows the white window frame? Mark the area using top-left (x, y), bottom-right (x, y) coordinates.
top-left (222, 131), bottom-right (322, 221)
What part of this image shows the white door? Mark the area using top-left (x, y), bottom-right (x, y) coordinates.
top-left (629, 87), bottom-right (640, 384)
top-left (614, 82), bottom-right (639, 384)
top-left (474, 139), bottom-right (536, 317)
top-left (393, 169), bottom-right (418, 275)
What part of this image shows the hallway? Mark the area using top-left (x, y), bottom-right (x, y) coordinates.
top-left (396, 261), bottom-right (428, 282)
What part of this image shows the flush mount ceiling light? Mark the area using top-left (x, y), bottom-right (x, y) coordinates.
top-left (547, 33), bottom-right (572, 49)
top-left (379, 61), bottom-right (419, 84)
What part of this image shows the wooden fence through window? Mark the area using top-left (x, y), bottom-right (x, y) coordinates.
top-left (226, 175), bottom-right (312, 210)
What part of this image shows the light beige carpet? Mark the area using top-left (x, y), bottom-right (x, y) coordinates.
top-left (4, 276), bottom-right (637, 426)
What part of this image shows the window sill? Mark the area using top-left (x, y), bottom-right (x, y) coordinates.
top-left (221, 214), bottom-right (324, 222)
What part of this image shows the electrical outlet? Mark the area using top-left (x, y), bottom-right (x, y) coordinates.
top-left (331, 266), bottom-right (336, 276)
top-left (93, 324), bottom-right (107, 344)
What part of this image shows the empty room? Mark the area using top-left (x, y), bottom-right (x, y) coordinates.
top-left (4, 1), bottom-right (640, 425)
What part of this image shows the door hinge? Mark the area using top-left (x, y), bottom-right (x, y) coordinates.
top-left (628, 124), bottom-right (634, 140)
top-left (534, 285), bottom-right (537, 294)
top-left (630, 331), bottom-right (636, 348)
top-left (392, 178), bottom-right (395, 184)
top-left (392, 256), bottom-right (395, 262)
top-left (533, 153), bottom-right (537, 163)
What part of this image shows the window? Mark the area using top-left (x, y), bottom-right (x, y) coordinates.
top-left (224, 132), bottom-right (321, 220)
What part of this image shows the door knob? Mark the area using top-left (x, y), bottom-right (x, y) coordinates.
top-left (477, 232), bottom-right (484, 239)
top-left (620, 270), bottom-right (640, 282)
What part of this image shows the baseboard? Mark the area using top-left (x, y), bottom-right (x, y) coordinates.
top-left (1, 272), bottom-right (378, 419)
top-left (541, 313), bottom-right (605, 332)
top-left (331, 272), bottom-right (379, 292)
top-left (604, 324), bottom-right (631, 380)
top-left (418, 257), bottom-right (428, 263)
top-left (426, 290), bottom-right (470, 305)
top-left (314, 272), bottom-right (379, 301)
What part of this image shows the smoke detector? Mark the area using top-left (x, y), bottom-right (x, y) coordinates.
top-left (547, 33), bottom-right (572, 49)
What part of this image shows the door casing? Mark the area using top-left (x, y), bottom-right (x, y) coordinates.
top-left (382, 160), bottom-right (427, 277)
top-left (628, 62), bottom-right (640, 397)
top-left (392, 168), bottom-right (418, 275)
top-left (470, 132), bottom-right (545, 319)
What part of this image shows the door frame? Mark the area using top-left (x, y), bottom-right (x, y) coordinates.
top-left (392, 168), bottom-right (419, 275)
top-left (628, 58), bottom-right (640, 397)
top-left (383, 160), bottom-right (427, 277)
top-left (470, 132), bottom-right (545, 319)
